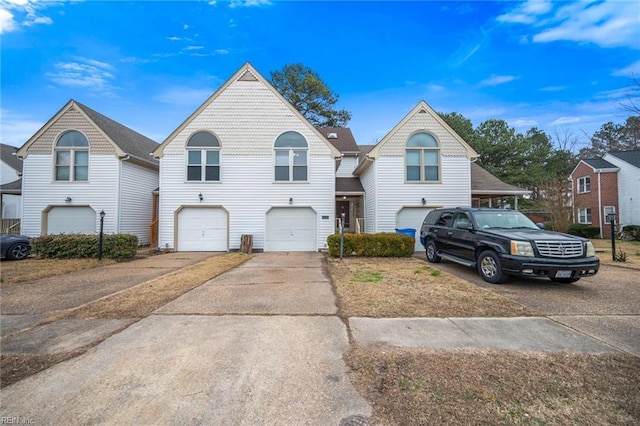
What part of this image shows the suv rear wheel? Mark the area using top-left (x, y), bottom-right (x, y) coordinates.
top-left (477, 250), bottom-right (507, 284)
top-left (425, 240), bottom-right (441, 263)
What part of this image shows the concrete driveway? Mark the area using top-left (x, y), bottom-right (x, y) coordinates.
top-left (414, 253), bottom-right (640, 356)
top-left (0, 253), bottom-right (371, 425)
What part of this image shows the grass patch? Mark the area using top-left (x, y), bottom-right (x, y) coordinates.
top-left (591, 239), bottom-right (640, 269)
top-left (346, 347), bottom-right (640, 425)
top-left (327, 257), bottom-right (532, 318)
top-left (55, 253), bottom-right (251, 319)
top-left (0, 258), bottom-right (117, 286)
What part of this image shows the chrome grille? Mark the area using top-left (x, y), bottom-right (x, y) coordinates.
top-left (535, 241), bottom-right (583, 258)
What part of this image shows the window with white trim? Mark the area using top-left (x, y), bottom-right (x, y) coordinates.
top-left (55, 130), bottom-right (89, 181)
top-left (406, 132), bottom-right (440, 182)
top-left (578, 208), bottom-right (592, 224)
top-left (187, 131), bottom-right (220, 181)
top-left (577, 176), bottom-right (591, 193)
top-left (274, 131), bottom-right (307, 182)
top-left (603, 206), bottom-right (616, 223)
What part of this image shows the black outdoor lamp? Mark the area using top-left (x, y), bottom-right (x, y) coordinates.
top-left (607, 212), bottom-right (616, 261)
top-left (98, 210), bottom-right (106, 261)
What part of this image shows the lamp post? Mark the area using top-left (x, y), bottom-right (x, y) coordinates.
top-left (98, 210), bottom-right (105, 261)
top-left (607, 212), bottom-right (616, 261)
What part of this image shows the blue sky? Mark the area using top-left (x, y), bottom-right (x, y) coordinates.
top-left (1, 0), bottom-right (639, 150)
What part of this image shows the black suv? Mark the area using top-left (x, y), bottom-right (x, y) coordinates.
top-left (420, 208), bottom-right (599, 284)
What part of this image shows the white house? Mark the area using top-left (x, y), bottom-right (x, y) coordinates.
top-left (1, 143), bottom-right (23, 224)
top-left (602, 150), bottom-right (640, 227)
top-left (16, 100), bottom-right (159, 245)
top-left (152, 63), bottom-right (341, 252)
top-left (353, 101), bottom-right (479, 250)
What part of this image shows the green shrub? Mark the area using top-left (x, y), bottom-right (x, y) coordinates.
top-left (568, 223), bottom-right (600, 238)
top-left (32, 233), bottom-right (138, 260)
top-left (327, 232), bottom-right (414, 257)
top-left (622, 225), bottom-right (640, 241)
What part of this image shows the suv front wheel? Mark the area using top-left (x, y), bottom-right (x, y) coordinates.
top-left (477, 250), bottom-right (507, 284)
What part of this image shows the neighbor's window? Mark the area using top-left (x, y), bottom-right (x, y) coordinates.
top-left (578, 208), bottom-right (592, 224)
top-left (577, 176), bottom-right (591, 193)
top-left (603, 206), bottom-right (616, 223)
top-left (406, 132), bottom-right (440, 182)
top-left (55, 130), bottom-right (89, 181)
top-left (187, 131), bottom-right (220, 181)
top-left (274, 131), bottom-right (307, 182)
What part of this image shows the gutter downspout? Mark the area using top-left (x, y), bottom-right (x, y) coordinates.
top-left (597, 170), bottom-right (603, 239)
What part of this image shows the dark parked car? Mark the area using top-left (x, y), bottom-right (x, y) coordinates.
top-left (420, 208), bottom-right (599, 284)
top-left (0, 234), bottom-right (31, 260)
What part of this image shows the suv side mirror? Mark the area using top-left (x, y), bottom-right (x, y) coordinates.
top-left (536, 223), bottom-right (545, 229)
top-left (456, 222), bottom-right (472, 230)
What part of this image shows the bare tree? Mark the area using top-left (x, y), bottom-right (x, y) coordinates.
top-left (539, 178), bottom-right (573, 233)
top-left (620, 75), bottom-right (640, 115)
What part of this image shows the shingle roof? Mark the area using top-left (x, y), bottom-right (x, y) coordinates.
top-left (0, 178), bottom-right (22, 194)
top-left (316, 127), bottom-right (359, 153)
top-left (583, 158), bottom-right (617, 170)
top-left (336, 177), bottom-right (365, 194)
top-left (471, 163), bottom-right (531, 195)
top-left (0, 144), bottom-right (22, 172)
top-left (75, 101), bottom-right (159, 166)
top-left (608, 150), bottom-right (640, 168)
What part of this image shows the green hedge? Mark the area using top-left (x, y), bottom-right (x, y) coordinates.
top-left (622, 225), bottom-right (640, 241)
top-left (31, 234), bottom-right (138, 260)
top-left (567, 223), bottom-right (600, 239)
top-left (327, 232), bottom-right (415, 257)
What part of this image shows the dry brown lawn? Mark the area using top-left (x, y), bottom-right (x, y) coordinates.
top-left (347, 347), bottom-right (640, 426)
top-left (1, 258), bottom-right (117, 286)
top-left (327, 256), bottom-right (533, 318)
top-left (592, 239), bottom-right (640, 269)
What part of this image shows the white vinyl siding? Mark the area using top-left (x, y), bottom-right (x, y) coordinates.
top-left (265, 207), bottom-right (316, 251)
top-left (21, 154), bottom-right (119, 238)
top-left (359, 163), bottom-right (377, 234)
top-left (119, 161), bottom-right (159, 245)
top-left (603, 154), bottom-right (640, 227)
top-left (157, 77), bottom-right (336, 252)
top-left (336, 156), bottom-right (359, 177)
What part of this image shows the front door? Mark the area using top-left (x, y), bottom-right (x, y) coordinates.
top-left (336, 200), bottom-right (350, 231)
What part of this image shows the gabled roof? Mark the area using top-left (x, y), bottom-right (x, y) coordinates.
top-left (336, 177), bottom-right (365, 194)
top-left (471, 163), bottom-right (531, 196)
top-left (17, 100), bottom-right (159, 168)
top-left (153, 62), bottom-right (341, 159)
top-left (317, 127), bottom-right (359, 153)
top-left (0, 144), bottom-right (22, 172)
top-left (0, 178), bottom-right (22, 195)
top-left (607, 150), bottom-right (640, 168)
top-left (569, 157), bottom-right (619, 177)
top-left (354, 101), bottom-right (478, 175)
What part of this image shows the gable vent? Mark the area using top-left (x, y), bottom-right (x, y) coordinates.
top-left (418, 109), bottom-right (427, 114)
top-left (327, 132), bottom-right (338, 139)
top-left (238, 70), bottom-right (258, 82)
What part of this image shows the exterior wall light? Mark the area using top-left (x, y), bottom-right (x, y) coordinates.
top-left (421, 197), bottom-right (426, 205)
top-left (198, 193), bottom-right (203, 202)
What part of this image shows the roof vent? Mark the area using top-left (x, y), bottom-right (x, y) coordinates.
top-left (327, 132), bottom-right (338, 139)
top-left (418, 109), bottom-right (427, 114)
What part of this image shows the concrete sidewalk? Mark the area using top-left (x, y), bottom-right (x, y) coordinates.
top-left (0, 252), bottom-right (630, 425)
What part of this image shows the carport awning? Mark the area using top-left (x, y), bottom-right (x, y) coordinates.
top-left (336, 177), bottom-right (364, 195)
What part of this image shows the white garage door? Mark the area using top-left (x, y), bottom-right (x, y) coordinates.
top-left (397, 207), bottom-right (433, 252)
top-left (265, 207), bottom-right (317, 252)
top-left (47, 206), bottom-right (95, 234)
top-left (177, 207), bottom-right (228, 251)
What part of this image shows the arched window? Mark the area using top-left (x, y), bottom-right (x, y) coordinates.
top-left (274, 131), bottom-right (307, 182)
top-left (187, 131), bottom-right (220, 181)
top-left (55, 130), bottom-right (89, 181)
top-left (406, 132), bottom-right (440, 182)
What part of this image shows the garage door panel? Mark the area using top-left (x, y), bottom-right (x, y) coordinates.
top-left (397, 207), bottom-right (433, 252)
top-left (47, 207), bottom-right (95, 234)
top-left (177, 207), bottom-right (227, 252)
top-left (265, 207), bottom-right (317, 252)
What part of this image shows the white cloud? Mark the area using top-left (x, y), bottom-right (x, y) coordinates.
top-left (214, 49), bottom-right (229, 55)
top-left (0, 8), bottom-right (16, 34)
top-left (539, 86), bottom-right (566, 92)
top-left (499, 1), bottom-right (640, 49)
top-left (512, 118), bottom-right (538, 128)
top-left (153, 86), bottom-right (214, 107)
top-left (46, 58), bottom-right (117, 94)
top-left (479, 75), bottom-right (519, 87)
top-left (0, 109), bottom-right (47, 147)
top-left (497, 0), bottom-right (552, 24)
top-left (612, 60), bottom-right (640, 77)
top-left (229, 0), bottom-right (271, 8)
top-left (0, 0), bottom-right (56, 33)
top-left (184, 45), bottom-right (204, 51)
top-left (550, 116), bottom-right (581, 126)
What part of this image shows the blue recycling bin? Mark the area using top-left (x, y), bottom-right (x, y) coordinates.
top-left (395, 228), bottom-right (416, 239)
